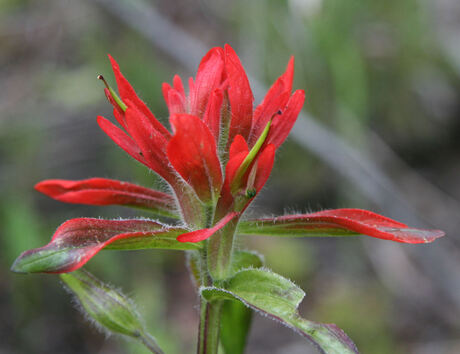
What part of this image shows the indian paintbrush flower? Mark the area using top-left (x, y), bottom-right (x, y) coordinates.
top-left (11, 44), bottom-right (445, 354)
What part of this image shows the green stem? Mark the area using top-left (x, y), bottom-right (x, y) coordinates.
top-left (139, 331), bottom-right (164, 354)
top-left (207, 217), bottom-right (239, 281)
top-left (198, 298), bottom-right (223, 354)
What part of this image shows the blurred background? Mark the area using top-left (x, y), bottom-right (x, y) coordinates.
top-left (1, 0), bottom-right (460, 353)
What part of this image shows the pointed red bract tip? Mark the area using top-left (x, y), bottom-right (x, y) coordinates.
top-left (224, 44), bottom-right (254, 143)
top-left (177, 212), bottom-right (239, 243)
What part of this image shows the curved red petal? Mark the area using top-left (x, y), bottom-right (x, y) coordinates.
top-left (267, 89), bottom-right (305, 148)
top-left (97, 116), bottom-right (147, 166)
top-left (167, 114), bottom-right (223, 202)
top-left (35, 178), bottom-right (177, 214)
top-left (173, 74), bottom-right (185, 96)
top-left (203, 89), bottom-right (224, 141)
top-left (190, 47), bottom-right (225, 117)
top-left (177, 212), bottom-right (239, 243)
top-left (250, 57), bottom-right (294, 146)
top-left (224, 44), bottom-right (254, 143)
top-left (108, 55), bottom-right (171, 139)
top-left (253, 144), bottom-right (276, 192)
top-left (124, 104), bottom-right (173, 182)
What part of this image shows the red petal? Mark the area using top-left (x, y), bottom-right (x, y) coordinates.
top-left (249, 57), bottom-right (294, 146)
top-left (163, 82), bottom-right (186, 115)
top-left (97, 116), bottom-right (147, 166)
top-left (168, 89), bottom-right (187, 115)
top-left (108, 55), bottom-right (171, 139)
top-left (229, 134), bottom-right (249, 160)
top-left (35, 178), bottom-right (177, 215)
top-left (177, 212), bottom-right (239, 243)
top-left (173, 74), bottom-right (185, 96)
top-left (167, 114), bottom-right (223, 202)
top-left (267, 90), bottom-right (305, 148)
top-left (224, 44), bottom-right (254, 142)
top-left (215, 150), bottom-right (249, 218)
top-left (12, 219), bottom-right (195, 273)
top-left (241, 209), bottom-right (445, 244)
top-left (189, 47), bottom-right (225, 117)
top-left (124, 103), bottom-right (173, 181)
top-left (253, 144), bottom-right (276, 192)
top-left (202, 89), bottom-right (224, 142)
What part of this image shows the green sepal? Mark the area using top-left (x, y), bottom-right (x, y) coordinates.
top-left (60, 269), bottom-right (164, 353)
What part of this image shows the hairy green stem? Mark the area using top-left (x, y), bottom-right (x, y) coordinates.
top-left (139, 331), bottom-right (164, 354)
top-left (207, 218), bottom-right (239, 281)
top-left (198, 299), bottom-right (223, 354)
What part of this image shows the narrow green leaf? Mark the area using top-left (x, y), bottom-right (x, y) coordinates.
top-left (60, 269), bottom-right (164, 354)
top-left (202, 268), bottom-right (358, 354)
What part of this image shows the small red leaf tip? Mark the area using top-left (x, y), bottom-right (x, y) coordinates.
top-left (177, 212), bottom-right (239, 243)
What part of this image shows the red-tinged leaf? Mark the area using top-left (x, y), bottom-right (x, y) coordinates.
top-left (11, 218), bottom-right (199, 274)
top-left (177, 212), bottom-right (239, 243)
top-left (108, 55), bottom-right (171, 139)
top-left (250, 57), bottom-right (295, 146)
top-left (202, 89), bottom-right (224, 142)
top-left (189, 47), bottom-right (224, 117)
top-left (267, 90), bottom-right (305, 148)
top-left (35, 178), bottom-right (178, 217)
top-left (168, 114), bottom-right (223, 202)
top-left (224, 44), bottom-right (254, 142)
top-left (253, 144), bottom-right (276, 193)
top-left (238, 208), bottom-right (445, 244)
top-left (124, 103), bottom-right (173, 182)
top-left (97, 116), bottom-right (147, 166)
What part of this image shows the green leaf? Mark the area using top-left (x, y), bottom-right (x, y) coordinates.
top-left (202, 268), bottom-right (358, 354)
top-left (60, 269), bottom-right (164, 354)
top-left (229, 250), bottom-right (264, 275)
top-left (220, 300), bottom-right (252, 354)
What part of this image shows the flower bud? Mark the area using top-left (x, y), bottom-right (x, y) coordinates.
top-left (60, 269), bottom-right (145, 338)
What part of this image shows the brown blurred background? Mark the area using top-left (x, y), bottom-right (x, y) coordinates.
top-left (1, 0), bottom-right (460, 353)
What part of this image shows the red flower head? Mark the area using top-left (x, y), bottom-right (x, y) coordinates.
top-left (98, 44), bottom-right (305, 230)
top-left (13, 44), bottom-right (444, 275)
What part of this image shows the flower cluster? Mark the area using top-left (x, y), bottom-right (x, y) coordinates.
top-left (12, 45), bottom-right (444, 276)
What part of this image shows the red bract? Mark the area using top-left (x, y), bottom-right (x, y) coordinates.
top-left (13, 44), bottom-right (445, 276)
